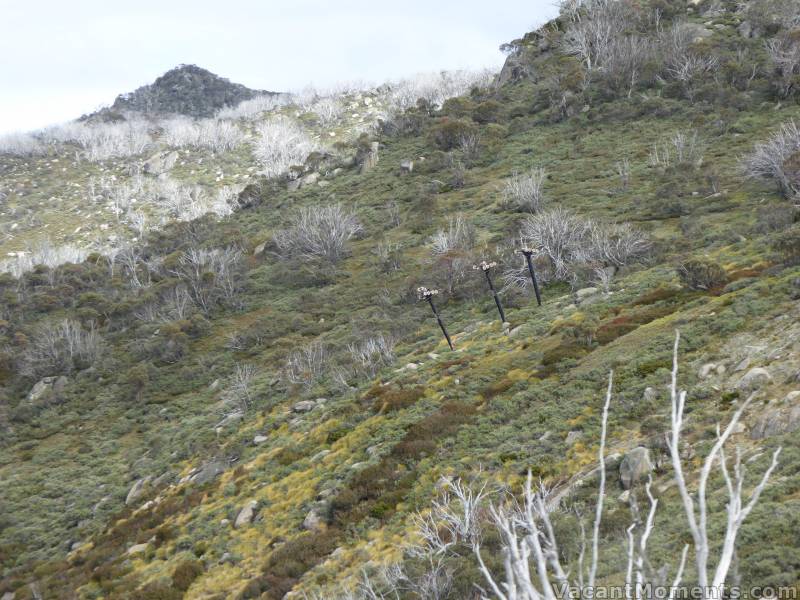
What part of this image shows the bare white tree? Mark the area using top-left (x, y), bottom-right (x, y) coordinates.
top-left (22, 319), bottom-right (103, 378)
top-left (170, 247), bottom-right (242, 312)
top-left (765, 36), bottom-right (800, 99)
top-left (667, 332), bottom-right (781, 597)
top-left (741, 120), bottom-right (800, 199)
top-left (406, 332), bottom-right (780, 600)
top-left (501, 169), bottom-right (547, 214)
top-left (224, 363), bottom-right (257, 413)
top-left (274, 203), bottom-right (363, 264)
top-left (0, 240), bottom-right (89, 278)
top-left (430, 215), bottom-right (476, 256)
top-left (253, 116), bottom-right (322, 177)
top-left (347, 334), bottom-right (396, 377)
top-left (283, 340), bottom-right (329, 389)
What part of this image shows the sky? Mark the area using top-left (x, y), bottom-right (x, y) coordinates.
top-left (0, 0), bottom-right (559, 134)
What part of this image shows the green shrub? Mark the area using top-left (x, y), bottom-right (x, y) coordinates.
top-left (429, 118), bottom-right (477, 151)
top-left (171, 559), bottom-right (204, 591)
top-left (677, 259), bottom-right (728, 291)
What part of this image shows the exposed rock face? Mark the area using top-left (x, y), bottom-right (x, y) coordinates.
top-left (736, 367), bottom-right (772, 391)
top-left (27, 376), bottom-right (67, 405)
top-left (619, 447), bottom-right (654, 490)
top-left (292, 400), bottom-right (317, 413)
top-left (359, 142), bottom-right (380, 173)
top-left (125, 476), bottom-right (152, 506)
top-left (234, 500), bottom-right (258, 528)
top-left (302, 503), bottom-right (330, 532)
top-left (127, 543), bottom-right (148, 556)
top-left (143, 151), bottom-right (178, 176)
top-left (214, 411), bottom-right (244, 430)
top-left (187, 459), bottom-right (227, 485)
top-left (751, 394), bottom-right (800, 439)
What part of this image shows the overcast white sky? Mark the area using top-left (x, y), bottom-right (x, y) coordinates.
top-left (0, 1), bottom-right (558, 134)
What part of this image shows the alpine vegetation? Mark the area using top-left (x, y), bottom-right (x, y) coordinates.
top-left (742, 120), bottom-right (800, 199)
top-left (274, 203), bottom-right (363, 264)
top-left (254, 116), bottom-right (323, 177)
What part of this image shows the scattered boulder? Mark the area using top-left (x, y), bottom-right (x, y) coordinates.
top-left (643, 387), bottom-right (657, 403)
top-left (292, 400), bottom-right (317, 413)
top-left (699, 363), bottom-right (717, 379)
top-left (143, 151), bottom-right (178, 176)
top-left (311, 449), bottom-right (331, 463)
top-left (751, 395), bottom-right (800, 439)
top-left (565, 430), bottom-right (582, 445)
top-left (125, 476), bottom-right (152, 506)
top-left (300, 172), bottom-right (320, 188)
top-left (214, 411), bottom-right (244, 430)
top-left (253, 242), bottom-right (267, 257)
top-left (302, 503), bottom-right (330, 532)
top-left (734, 357), bottom-right (751, 372)
top-left (234, 500), bottom-right (258, 528)
top-left (619, 447), bottom-right (654, 489)
top-left (127, 542), bottom-right (148, 556)
top-left (736, 367), bottom-right (772, 391)
top-left (575, 287), bottom-right (599, 302)
top-left (359, 142), bottom-right (380, 173)
top-left (152, 471), bottom-right (174, 488)
top-left (189, 459), bottom-right (227, 485)
top-left (27, 376), bottom-right (67, 405)
top-left (253, 434), bottom-right (268, 445)
top-left (400, 159), bottom-right (414, 174)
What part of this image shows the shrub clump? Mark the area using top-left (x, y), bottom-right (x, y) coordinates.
top-left (171, 559), bottom-right (204, 591)
top-left (677, 259), bottom-right (728, 291)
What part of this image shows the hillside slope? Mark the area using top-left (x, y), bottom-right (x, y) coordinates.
top-left (1, 1), bottom-right (800, 599)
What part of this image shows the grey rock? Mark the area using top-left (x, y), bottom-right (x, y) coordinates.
top-left (311, 449), bottom-right (331, 463)
top-left (292, 400), bottom-right (317, 413)
top-left (575, 287), bottom-right (599, 301)
top-left (734, 357), bottom-right (751, 372)
top-left (234, 500), bottom-right (258, 528)
top-left (300, 172), bottom-right (320, 188)
top-left (699, 363), bottom-right (717, 379)
top-left (189, 459), bottom-right (227, 485)
top-left (127, 542), bottom-right (148, 556)
top-left (125, 476), bottom-right (151, 506)
top-left (27, 376), bottom-right (67, 405)
top-left (215, 411), bottom-right (244, 430)
top-left (302, 503), bottom-right (329, 532)
top-left (751, 394), bottom-right (800, 439)
top-left (565, 430), bottom-right (582, 445)
top-left (619, 447), bottom-right (654, 490)
top-left (643, 387), bottom-right (657, 403)
top-left (400, 160), bottom-right (414, 173)
top-left (253, 242), bottom-right (267, 256)
top-left (152, 471), bottom-right (174, 488)
top-left (736, 367), bottom-right (772, 391)
top-left (253, 434), bottom-right (268, 445)
top-left (359, 142), bottom-right (380, 173)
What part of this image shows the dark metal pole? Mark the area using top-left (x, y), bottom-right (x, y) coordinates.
top-left (483, 269), bottom-right (506, 323)
top-left (523, 251), bottom-right (542, 306)
top-left (427, 296), bottom-right (454, 351)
